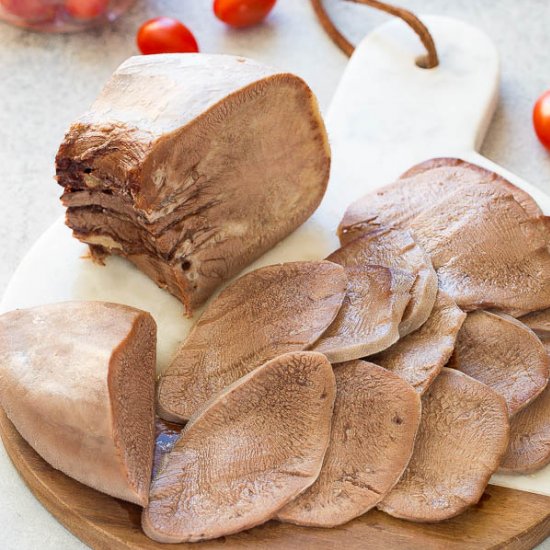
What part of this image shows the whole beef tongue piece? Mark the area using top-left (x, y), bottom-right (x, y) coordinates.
top-left (378, 368), bottom-right (509, 522)
top-left (56, 54), bottom-right (331, 315)
top-left (143, 352), bottom-right (335, 544)
top-left (0, 301), bottom-right (157, 506)
top-left (157, 260), bottom-right (347, 423)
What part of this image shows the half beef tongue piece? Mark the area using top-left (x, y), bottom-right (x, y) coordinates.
top-left (339, 157), bottom-right (542, 240)
top-left (378, 368), bottom-right (509, 522)
top-left (335, 227), bottom-right (437, 337)
top-left (312, 264), bottom-right (415, 362)
top-left (372, 290), bottom-right (466, 394)
top-left (276, 360), bottom-right (421, 528)
top-left (157, 260), bottom-right (347, 423)
top-left (451, 310), bottom-right (549, 416)
top-left (57, 54), bottom-right (331, 315)
top-left (0, 302), bottom-right (157, 506)
top-left (143, 352), bottom-right (336, 543)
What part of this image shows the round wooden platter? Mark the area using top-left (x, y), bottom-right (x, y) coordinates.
top-left (1, 410), bottom-right (549, 550)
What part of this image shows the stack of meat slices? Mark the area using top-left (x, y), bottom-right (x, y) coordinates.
top-left (3, 157), bottom-right (550, 544)
top-left (146, 158), bottom-right (550, 542)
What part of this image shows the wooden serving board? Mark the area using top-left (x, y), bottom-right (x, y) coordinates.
top-left (2, 14), bottom-right (550, 550)
top-left (2, 411), bottom-right (550, 550)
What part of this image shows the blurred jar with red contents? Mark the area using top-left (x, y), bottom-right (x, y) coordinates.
top-left (0, 0), bottom-right (136, 32)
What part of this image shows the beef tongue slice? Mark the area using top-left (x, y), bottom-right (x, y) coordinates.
top-left (157, 260), bottom-right (347, 423)
top-left (56, 54), bottom-right (331, 314)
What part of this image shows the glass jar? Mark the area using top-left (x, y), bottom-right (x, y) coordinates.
top-left (0, 0), bottom-right (136, 32)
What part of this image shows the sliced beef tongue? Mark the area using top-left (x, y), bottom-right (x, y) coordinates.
top-left (339, 157), bottom-right (542, 243)
top-left (339, 159), bottom-right (550, 316)
top-left (451, 311), bottom-right (549, 417)
top-left (157, 260), bottom-right (347, 423)
top-left (372, 290), bottom-right (466, 394)
top-left (335, 227), bottom-right (438, 337)
top-left (312, 264), bottom-right (415, 362)
top-left (57, 54), bottom-right (331, 315)
top-left (143, 352), bottom-right (336, 543)
top-left (378, 368), bottom-right (509, 522)
top-left (276, 361), bottom-right (421, 528)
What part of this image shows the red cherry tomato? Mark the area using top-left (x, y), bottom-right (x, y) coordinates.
top-left (534, 90), bottom-right (550, 150)
top-left (65, 0), bottom-right (108, 19)
top-left (213, 0), bottom-right (276, 28)
top-left (0, 0), bottom-right (55, 21)
top-left (137, 17), bottom-right (199, 55)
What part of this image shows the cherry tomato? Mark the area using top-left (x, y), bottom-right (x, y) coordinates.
top-left (137, 17), bottom-right (199, 55)
top-left (213, 0), bottom-right (276, 28)
top-left (0, 0), bottom-right (55, 21)
top-left (65, 0), bottom-right (108, 19)
top-left (533, 90), bottom-right (550, 150)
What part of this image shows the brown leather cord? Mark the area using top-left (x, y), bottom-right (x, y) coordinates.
top-left (310, 0), bottom-right (439, 68)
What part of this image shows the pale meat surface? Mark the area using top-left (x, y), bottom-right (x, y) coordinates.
top-left (0, 302), bottom-right (156, 505)
top-left (451, 311), bottom-right (549, 416)
top-left (158, 261), bottom-right (347, 422)
top-left (339, 158), bottom-right (542, 240)
top-left (339, 159), bottom-right (550, 316)
top-left (277, 361), bottom-right (421, 527)
top-left (379, 368), bottom-right (509, 522)
top-left (372, 290), bottom-right (466, 394)
top-left (143, 352), bottom-right (336, 543)
top-left (312, 265), bottom-right (414, 362)
top-left (57, 54), bottom-right (331, 313)
top-left (335, 227), bottom-right (437, 336)
top-left (409, 186), bottom-right (550, 315)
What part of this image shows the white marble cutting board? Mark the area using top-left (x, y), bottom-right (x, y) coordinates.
top-left (2, 15), bottom-right (549, 498)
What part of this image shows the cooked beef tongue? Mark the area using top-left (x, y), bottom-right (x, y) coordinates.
top-left (339, 160), bottom-right (550, 316)
top-left (372, 290), bottom-right (466, 394)
top-left (143, 352), bottom-right (335, 544)
top-left (339, 158), bottom-right (542, 241)
top-left (335, 227), bottom-right (437, 336)
top-left (451, 311), bottom-right (549, 417)
top-left (0, 302), bottom-right (156, 506)
top-left (499, 383), bottom-right (550, 474)
top-left (312, 265), bottom-right (414, 362)
top-left (378, 368), bottom-right (509, 522)
top-left (157, 261), bottom-right (347, 423)
top-left (56, 54), bottom-right (331, 315)
top-left (276, 361), bottom-right (421, 528)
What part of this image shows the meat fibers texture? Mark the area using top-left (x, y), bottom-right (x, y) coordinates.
top-left (0, 302), bottom-right (157, 505)
top-left (56, 54), bottom-right (331, 315)
top-left (339, 158), bottom-right (550, 316)
top-left (158, 261), bottom-right (347, 422)
top-left (312, 264), bottom-right (415, 362)
top-left (451, 311), bottom-right (549, 416)
top-left (379, 368), bottom-right (509, 522)
top-left (335, 227), bottom-right (437, 337)
top-left (277, 361), bottom-right (421, 527)
top-left (372, 290), bottom-right (466, 394)
top-left (142, 352), bottom-right (335, 543)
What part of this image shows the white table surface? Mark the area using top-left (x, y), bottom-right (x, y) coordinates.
top-left (0, 1), bottom-right (549, 548)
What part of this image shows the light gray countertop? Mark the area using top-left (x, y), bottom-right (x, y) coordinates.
top-left (0, 0), bottom-right (549, 548)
